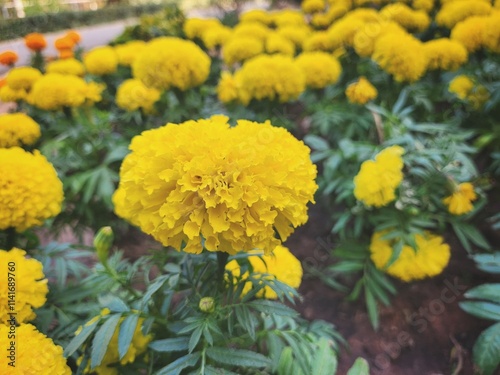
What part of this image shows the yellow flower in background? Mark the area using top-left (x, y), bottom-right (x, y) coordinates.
top-left (233, 22), bottom-right (270, 42)
top-left (113, 116), bottom-right (317, 255)
top-left (311, 12), bottom-right (333, 28)
top-left (412, 0), bottom-right (434, 12)
top-left (133, 37), bottom-right (210, 91)
top-left (183, 18), bottom-right (222, 39)
top-left (217, 72), bottom-right (240, 103)
top-left (5, 66), bottom-right (42, 91)
top-left (222, 36), bottom-right (263, 65)
top-left (326, 16), bottom-right (366, 50)
top-left (443, 182), bottom-right (477, 215)
top-left (482, 12), bottom-right (500, 53)
top-left (116, 79), bottom-right (161, 113)
top-left (265, 32), bottom-right (296, 56)
top-left (46, 58), bottom-right (85, 76)
top-left (0, 148), bottom-right (63, 231)
top-left (302, 0), bottom-right (325, 14)
top-left (353, 146), bottom-right (405, 207)
top-left (0, 248), bottom-right (48, 324)
top-left (85, 81), bottom-right (106, 105)
top-left (303, 31), bottom-right (334, 51)
top-left (424, 38), bottom-right (468, 71)
top-left (272, 9), bottom-right (306, 27)
top-left (0, 85), bottom-right (27, 102)
top-left (226, 246), bottom-right (303, 299)
top-left (235, 54), bottom-right (306, 104)
top-left (370, 231), bottom-right (451, 282)
top-left (436, 0), bottom-right (492, 29)
top-left (240, 9), bottom-right (273, 25)
top-left (0, 324), bottom-right (70, 375)
top-left (450, 16), bottom-right (486, 53)
top-left (379, 3), bottom-right (431, 32)
top-left (277, 25), bottom-right (312, 48)
top-left (448, 75), bottom-right (474, 99)
top-left (353, 21), bottom-right (406, 58)
top-left (372, 32), bottom-right (428, 83)
top-left (83, 46), bottom-right (118, 75)
top-left (295, 52), bottom-right (342, 89)
top-left (345, 76), bottom-right (378, 104)
top-left (201, 25), bottom-right (232, 49)
top-left (115, 40), bottom-right (146, 66)
top-left (0, 113), bottom-right (41, 148)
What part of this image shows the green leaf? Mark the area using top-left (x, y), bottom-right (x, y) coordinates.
top-left (304, 135), bottom-right (330, 151)
top-left (277, 347), bottom-right (296, 375)
top-left (473, 322), bottom-right (500, 375)
top-left (248, 300), bottom-right (298, 317)
top-left (188, 325), bottom-right (204, 353)
top-left (91, 314), bottom-right (122, 369)
top-left (100, 295), bottom-right (130, 313)
top-left (149, 337), bottom-right (190, 352)
top-left (346, 357), bottom-right (370, 375)
top-left (311, 338), bottom-right (338, 375)
top-left (365, 288), bottom-right (379, 330)
top-left (118, 314), bottom-right (139, 360)
top-left (156, 352), bottom-right (201, 375)
top-left (460, 223), bottom-right (491, 250)
top-left (465, 284), bottom-right (500, 304)
top-left (205, 347), bottom-right (272, 368)
top-left (204, 366), bottom-right (239, 375)
top-left (460, 301), bottom-right (500, 321)
top-left (329, 260), bottom-right (364, 273)
top-left (64, 317), bottom-right (100, 357)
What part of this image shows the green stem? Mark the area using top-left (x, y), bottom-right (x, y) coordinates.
top-left (216, 252), bottom-right (229, 292)
top-left (5, 227), bottom-right (16, 250)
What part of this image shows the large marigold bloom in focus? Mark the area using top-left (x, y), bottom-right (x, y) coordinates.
top-left (133, 37), bottom-right (210, 91)
top-left (0, 113), bottom-right (41, 148)
top-left (295, 51), bottom-right (342, 89)
top-left (370, 231), bottom-right (451, 282)
top-left (353, 146), bottom-right (405, 207)
top-left (24, 33), bottom-right (47, 51)
top-left (443, 182), bottom-right (477, 215)
top-left (0, 147), bottom-right (63, 231)
top-left (226, 245), bottom-right (303, 299)
top-left (0, 248), bottom-right (48, 323)
top-left (113, 116), bottom-right (317, 255)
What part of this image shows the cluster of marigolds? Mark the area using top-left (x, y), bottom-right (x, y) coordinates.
top-left (0, 0), bottom-right (496, 372)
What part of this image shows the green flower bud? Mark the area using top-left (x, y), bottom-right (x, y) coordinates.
top-left (93, 226), bottom-right (114, 265)
top-left (199, 297), bottom-right (215, 313)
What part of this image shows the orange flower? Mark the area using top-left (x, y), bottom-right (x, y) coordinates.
top-left (24, 33), bottom-right (47, 51)
top-left (0, 51), bottom-right (18, 66)
top-left (58, 49), bottom-right (74, 59)
top-left (65, 30), bottom-right (81, 44)
top-left (54, 36), bottom-right (75, 51)
top-left (0, 78), bottom-right (6, 88)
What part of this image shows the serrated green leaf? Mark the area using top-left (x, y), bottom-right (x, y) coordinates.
top-left (188, 325), bottom-right (203, 353)
top-left (311, 338), bottom-right (337, 375)
top-left (156, 352), bottom-right (201, 375)
top-left (365, 288), bottom-right (379, 330)
top-left (347, 357), bottom-right (370, 375)
top-left (248, 300), bottom-right (298, 317)
top-left (460, 301), bottom-right (500, 321)
top-left (64, 317), bottom-right (100, 357)
top-left (149, 337), bottom-right (190, 352)
top-left (277, 347), bottom-right (296, 375)
top-left (91, 314), bottom-right (122, 369)
top-left (473, 322), bottom-right (500, 375)
top-left (118, 314), bottom-right (139, 360)
top-left (205, 347), bottom-right (272, 368)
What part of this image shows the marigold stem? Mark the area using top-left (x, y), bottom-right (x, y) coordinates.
top-left (216, 252), bottom-right (229, 291)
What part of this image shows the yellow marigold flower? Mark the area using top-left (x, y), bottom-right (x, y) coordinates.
top-left (443, 182), bottom-right (477, 215)
top-left (116, 79), bottom-right (161, 113)
top-left (311, 13), bottom-right (333, 29)
top-left (85, 82), bottom-right (106, 105)
top-left (482, 12), bottom-right (500, 53)
top-left (265, 33), bottom-right (296, 56)
top-left (295, 51), bottom-right (342, 89)
top-left (46, 57), bottom-right (85, 76)
top-left (424, 38), bottom-right (468, 71)
top-left (115, 40), bottom-right (146, 66)
top-left (277, 25), bottom-right (312, 48)
top-left (436, 0), bottom-right (492, 29)
top-left (353, 146), bottom-right (405, 207)
top-left (236, 54), bottom-right (306, 104)
top-left (0, 248), bottom-right (48, 323)
top-left (113, 116), bottom-right (317, 255)
top-left (0, 50), bottom-right (18, 66)
top-left (28, 73), bottom-right (97, 110)
top-left (0, 324), bottom-right (70, 375)
top-left (448, 75), bottom-right (474, 99)
top-left (372, 32), bottom-right (428, 83)
top-left (0, 148), bottom-right (63, 231)
top-left (201, 25), bottom-right (233, 49)
top-left (370, 231), bottom-right (451, 282)
top-left (413, 0), bottom-right (434, 12)
top-left (240, 9), bottom-right (273, 25)
top-left (5, 66), bottom-right (42, 91)
top-left (222, 36), bottom-right (263, 66)
top-left (303, 31), bottom-right (335, 51)
top-left (380, 3), bottom-right (431, 32)
top-left (83, 46), bottom-right (118, 75)
top-left (353, 21), bottom-right (406, 58)
top-left (217, 71), bottom-right (240, 103)
top-left (24, 33), bottom-right (47, 51)
top-left (0, 85), bottom-right (27, 102)
top-left (0, 113), bottom-right (41, 148)
top-left (272, 9), bottom-right (306, 27)
top-left (132, 37), bottom-right (210, 91)
top-left (326, 16), bottom-right (366, 50)
top-left (78, 314), bottom-right (152, 375)
top-left (226, 245), bottom-right (303, 299)
top-left (451, 16), bottom-right (486, 53)
top-left (326, 4), bottom-right (351, 22)
top-left (302, 0), bottom-right (326, 14)
top-left (345, 76), bottom-right (378, 104)
top-left (184, 18), bottom-right (222, 39)
top-left (233, 22), bottom-right (271, 42)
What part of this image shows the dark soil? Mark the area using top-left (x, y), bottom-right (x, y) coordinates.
top-left (286, 203), bottom-right (500, 375)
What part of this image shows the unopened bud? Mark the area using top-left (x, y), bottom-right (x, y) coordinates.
top-left (199, 297), bottom-right (215, 313)
top-left (94, 226), bottom-right (113, 265)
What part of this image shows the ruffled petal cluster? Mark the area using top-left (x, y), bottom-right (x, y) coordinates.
top-left (5, 67), bottom-right (42, 91)
top-left (345, 76), bottom-right (378, 104)
top-left (222, 37), bottom-right (263, 66)
top-left (83, 46), bottom-right (118, 75)
top-left (46, 58), bottom-right (85, 76)
top-left (448, 75), bottom-right (490, 109)
top-left (0, 248), bottom-right (48, 323)
top-left (443, 182), bottom-right (477, 215)
top-left (370, 231), bottom-right (451, 282)
top-left (114, 41), bottom-right (146, 66)
top-left (436, 0), bottom-right (492, 28)
top-left (0, 51), bottom-right (18, 66)
top-left (116, 79), bottom-right (161, 113)
top-left (0, 147), bottom-right (63, 231)
top-left (424, 38), bottom-right (468, 71)
top-left (113, 116), bottom-right (317, 255)
top-left (132, 37), bottom-right (210, 91)
top-left (353, 146), bottom-right (405, 207)
top-left (0, 113), bottom-right (41, 148)
top-left (24, 33), bottom-right (47, 51)
top-left (295, 51), bottom-right (342, 89)
top-left (226, 245), bottom-right (303, 299)
top-left (0, 324), bottom-right (70, 375)
top-left (379, 3), bottom-right (431, 32)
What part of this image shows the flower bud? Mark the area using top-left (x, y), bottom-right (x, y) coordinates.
top-left (199, 297), bottom-right (215, 313)
top-left (93, 226), bottom-right (113, 265)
